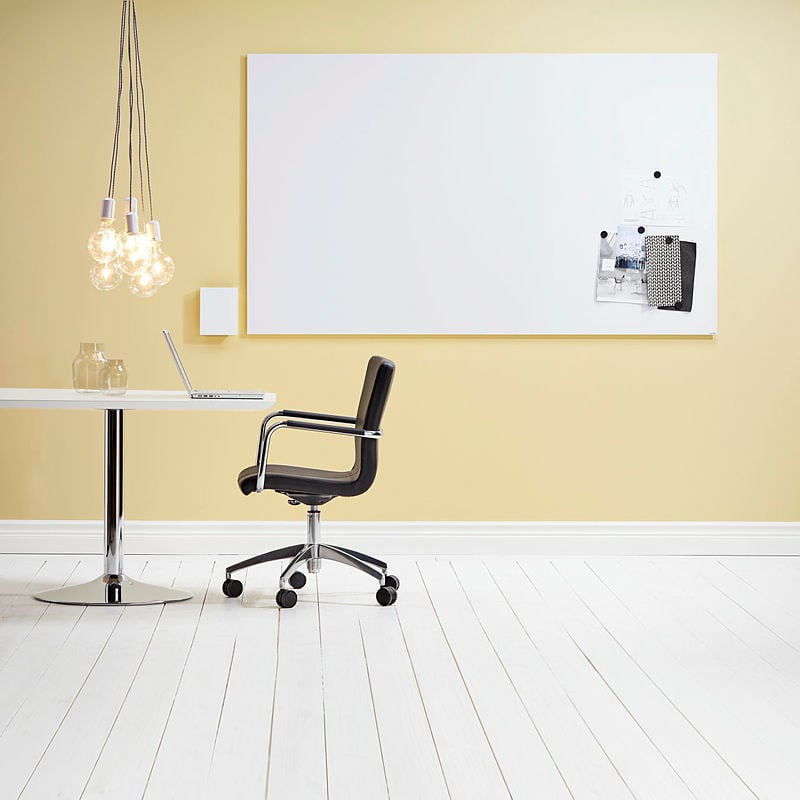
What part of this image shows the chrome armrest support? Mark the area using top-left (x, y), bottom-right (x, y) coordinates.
top-left (255, 417), bottom-right (382, 493)
top-left (255, 420), bottom-right (289, 492)
top-left (254, 409), bottom-right (358, 467)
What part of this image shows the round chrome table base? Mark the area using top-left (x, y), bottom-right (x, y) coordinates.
top-left (34, 575), bottom-right (192, 606)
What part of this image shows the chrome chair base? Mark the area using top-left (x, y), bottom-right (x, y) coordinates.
top-left (224, 541), bottom-right (389, 589)
top-left (34, 574), bottom-right (193, 606)
top-left (224, 505), bottom-right (398, 607)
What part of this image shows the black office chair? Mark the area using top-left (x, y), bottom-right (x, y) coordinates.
top-left (222, 356), bottom-right (398, 608)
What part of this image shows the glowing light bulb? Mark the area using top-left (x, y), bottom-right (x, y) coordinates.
top-left (88, 199), bottom-right (121, 263)
top-left (129, 267), bottom-right (158, 297)
top-left (149, 248), bottom-right (175, 285)
top-left (88, 220), bottom-right (122, 263)
top-left (145, 221), bottom-right (174, 286)
top-left (119, 233), bottom-right (152, 275)
top-left (89, 260), bottom-right (123, 291)
top-left (118, 207), bottom-right (152, 275)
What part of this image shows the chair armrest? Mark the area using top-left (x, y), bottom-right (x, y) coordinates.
top-left (284, 419), bottom-right (382, 438)
top-left (282, 408), bottom-right (358, 424)
top-left (255, 419), bottom-right (382, 492)
top-left (254, 409), bottom-right (357, 469)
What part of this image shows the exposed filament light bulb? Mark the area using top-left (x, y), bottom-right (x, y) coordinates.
top-left (89, 260), bottom-right (123, 291)
top-left (146, 220), bottom-right (175, 286)
top-left (129, 265), bottom-right (158, 297)
top-left (119, 203), bottom-right (152, 276)
top-left (87, 198), bottom-right (122, 263)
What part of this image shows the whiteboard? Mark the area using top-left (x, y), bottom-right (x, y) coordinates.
top-left (247, 54), bottom-right (717, 335)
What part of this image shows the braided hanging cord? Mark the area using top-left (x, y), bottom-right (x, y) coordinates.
top-left (105, 0), bottom-right (155, 220)
top-left (126, 0), bottom-right (134, 204)
top-left (132, 0), bottom-right (154, 222)
top-left (132, 1), bottom-right (144, 214)
top-left (107, 0), bottom-right (128, 199)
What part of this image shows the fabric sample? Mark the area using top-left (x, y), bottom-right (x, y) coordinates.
top-left (659, 240), bottom-right (696, 312)
top-left (645, 235), bottom-right (682, 308)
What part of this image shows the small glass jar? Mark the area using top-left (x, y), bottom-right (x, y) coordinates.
top-left (102, 359), bottom-right (128, 395)
top-left (72, 343), bottom-right (108, 392)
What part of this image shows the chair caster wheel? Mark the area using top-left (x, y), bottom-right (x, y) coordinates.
top-left (288, 571), bottom-right (307, 589)
top-left (276, 588), bottom-right (298, 609)
top-left (376, 585), bottom-right (398, 606)
top-left (222, 578), bottom-right (243, 598)
top-left (384, 574), bottom-right (400, 591)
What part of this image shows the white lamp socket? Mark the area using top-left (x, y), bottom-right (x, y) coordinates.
top-left (146, 220), bottom-right (162, 242)
top-left (100, 197), bottom-right (115, 220)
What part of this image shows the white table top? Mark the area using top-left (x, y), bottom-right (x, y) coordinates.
top-left (0, 388), bottom-right (277, 411)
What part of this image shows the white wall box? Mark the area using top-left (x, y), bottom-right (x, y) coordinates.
top-left (200, 287), bottom-right (238, 335)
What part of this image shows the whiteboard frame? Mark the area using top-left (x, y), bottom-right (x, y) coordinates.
top-left (247, 53), bottom-right (717, 335)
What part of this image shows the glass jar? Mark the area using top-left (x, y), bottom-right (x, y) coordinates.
top-left (102, 359), bottom-right (128, 395)
top-left (72, 343), bottom-right (108, 392)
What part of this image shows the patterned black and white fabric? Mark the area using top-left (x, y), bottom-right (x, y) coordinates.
top-left (646, 235), bottom-right (682, 308)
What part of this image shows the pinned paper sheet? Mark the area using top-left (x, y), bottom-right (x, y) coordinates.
top-left (621, 174), bottom-right (690, 227)
top-left (614, 224), bottom-right (646, 271)
top-left (595, 227), bottom-right (647, 306)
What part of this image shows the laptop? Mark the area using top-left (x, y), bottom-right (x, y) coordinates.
top-left (162, 330), bottom-right (265, 400)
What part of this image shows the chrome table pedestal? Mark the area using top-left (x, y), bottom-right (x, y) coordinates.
top-left (34, 409), bottom-right (192, 606)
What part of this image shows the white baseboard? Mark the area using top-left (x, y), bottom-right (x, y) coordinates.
top-left (0, 520), bottom-right (799, 556)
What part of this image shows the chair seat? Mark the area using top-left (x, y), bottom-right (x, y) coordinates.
top-left (237, 463), bottom-right (362, 498)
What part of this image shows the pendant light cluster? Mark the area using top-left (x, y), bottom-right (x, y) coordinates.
top-left (87, 0), bottom-right (174, 297)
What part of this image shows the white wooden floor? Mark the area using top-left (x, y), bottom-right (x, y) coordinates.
top-left (0, 554), bottom-right (799, 800)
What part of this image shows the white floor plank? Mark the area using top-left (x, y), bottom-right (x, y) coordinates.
top-left (694, 558), bottom-right (800, 655)
top-left (204, 565), bottom-right (280, 800)
top-left (19, 558), bottom-right (180, 800)
top-left (718, 557), bottom-right (800, 620)
top-left (80, 559), bottom-right (215, 800)
top-left (495, 559), bottom-right (702, 800)
top-left (5, 552), bottom-right (800, 800)
top-left (0, 562), bottom-right (147, 798)
top-left (719, 556), bottom-right (799, 592)
top-left (626, 558), bottom-right (800, 710)
top-left (0, 556), bottom-right (31, 607)
top-left (0, 559), bottom-right (107, 733)
top-left (0, 557), bottom-right (81, 669)
top-left (581, 558), bottom-right (800, 783)
top-left (719, 558), bottom-right (800, 621)
top-left (591, 559), bottom-right (800, 727)
top-left (548, 558), bottom-right (787, 800)
top-left (394, 560), bottom-right (511, 800)
top-left (662, 558), bottom-right (800, 681)
top-left (456, 558), bottom-right (633, 800)
top-left (419, 559), bottom-right (571, 800)
top-left (265, 575), bottom-right (328, 800)
top-left (143, 559), bottom-right (250, 799)
top-left (359, 565), bottom-right (451, 800)
top-left (315, 560), bottom-right (391, 800)
top-left (0, 555), bottom-right (19, 591)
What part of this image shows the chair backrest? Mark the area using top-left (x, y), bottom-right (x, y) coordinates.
top-left (352, 356), bottom-right (395, 495)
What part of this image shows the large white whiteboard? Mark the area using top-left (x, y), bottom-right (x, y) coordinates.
top-left (247, 54), bottom-right (717, 335)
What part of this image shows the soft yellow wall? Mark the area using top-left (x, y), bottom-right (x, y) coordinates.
top-left (1, 0), bottom-right (798, 522)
